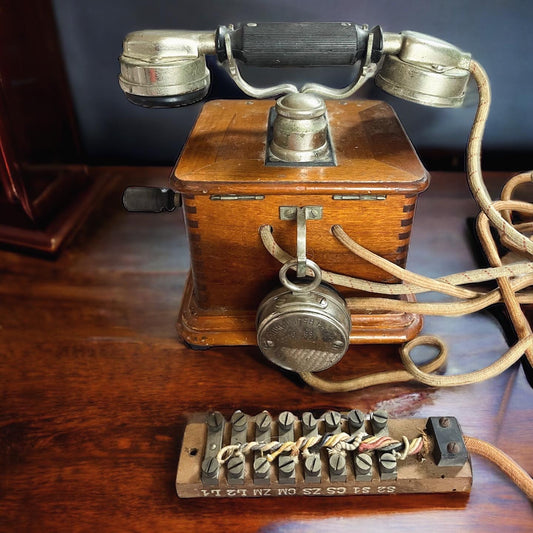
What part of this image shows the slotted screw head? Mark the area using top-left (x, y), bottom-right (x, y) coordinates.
top-left (439, 417), bottom-right (451, 428)
top-left (302, 412), bottom-right (317, 431)
top-left (227, 456), bottom-right (245, 477)
top-left (447, 441), bottom-right (461, 455)
top-left (279, 455), bottom-right (295, 474)
top-left (324, 410), bottom-right (341, 429)
top-left (201, 457), bottom-right (218, 478)
top-left (278, 411), bottom-right (295, 430)
top-left (206, 411), bottom-right (224, 431)
top-left (256, 412), bottom-right (271, 432)
top-left (372, 410), bottom-right (389, 429)
top-left (231, 410), bottom-right (247, 431)
top-left (355, 453), bottom-right (372, 474)
top-left (329, 453), bottom-right (346, 475)
top-left (348, 409), bottom-right (365, 429)
top-left (380, 452), bottom-right (396, 473)
top-left (253, 456), bottom-right (270, 478)
top-left (305, 455), bottom-right (321, 476)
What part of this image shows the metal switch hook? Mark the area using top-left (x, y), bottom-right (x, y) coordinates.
top-left (296, 206), bottom-right (309, 278)
top-left (278, 205), bottom-right (323, 277)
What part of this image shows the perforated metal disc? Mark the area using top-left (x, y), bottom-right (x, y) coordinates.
top-left (258, 312), bottom-right (348, 372)
top-left (256, 285), bottom-right (351, 372)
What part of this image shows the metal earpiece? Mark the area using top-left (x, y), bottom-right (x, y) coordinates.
top-left (119, 30), bottom-right (215, 107)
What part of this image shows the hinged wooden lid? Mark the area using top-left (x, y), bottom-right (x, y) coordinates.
top-left (172, 99), bottom-right (429, 195)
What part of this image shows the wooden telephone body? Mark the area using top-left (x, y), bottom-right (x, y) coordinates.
top-left (174, 99), bottom-right (428, 348)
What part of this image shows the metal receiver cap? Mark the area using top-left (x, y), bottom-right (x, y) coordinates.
top-left (119, 30), bottom-right (213, 107)
top-left (376, 31), bottom-right (471, 108)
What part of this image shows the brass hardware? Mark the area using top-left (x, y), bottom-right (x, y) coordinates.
top-left (279, 206), bottom-right (322, 277)
top-left (210, 194), bottom-right (265, 201)
top-left (279, 206), bottom-right (323, 220)
top-left (332, 194), bottom-right (387, 201)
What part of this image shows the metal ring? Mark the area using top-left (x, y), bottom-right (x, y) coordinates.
top-left (279, 259), bottom-right (322, 293)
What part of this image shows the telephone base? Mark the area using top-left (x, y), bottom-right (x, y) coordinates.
top-left (176, 272), bottom-right (423, 348)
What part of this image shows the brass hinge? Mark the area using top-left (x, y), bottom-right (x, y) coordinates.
top-left (210, 194), bottom-right (265, 201)
top-left (332, 194), bottom-right (387, 201)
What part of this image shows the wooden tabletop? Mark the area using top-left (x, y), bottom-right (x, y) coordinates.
top-left (1, 167), bottom-right (531, 531)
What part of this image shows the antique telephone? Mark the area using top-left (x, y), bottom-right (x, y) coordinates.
top-left (120, 22), bottom-right (533, 392)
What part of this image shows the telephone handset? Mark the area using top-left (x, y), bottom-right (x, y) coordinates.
top-left (118, 23), bottom-right (470, 108)
top-left (120, 22), bottom-right (533, 390)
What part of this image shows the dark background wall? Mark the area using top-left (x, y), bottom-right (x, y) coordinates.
top-left (51, 0), bottom-right (533, 169)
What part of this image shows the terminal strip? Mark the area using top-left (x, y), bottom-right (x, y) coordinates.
top-left (176, 410), bottom-right (472, 498)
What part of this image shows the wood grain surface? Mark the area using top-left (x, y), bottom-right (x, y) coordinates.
top-left (1, 167), bottom-right (532, 532)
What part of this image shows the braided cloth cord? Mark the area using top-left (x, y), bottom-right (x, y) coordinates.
top-left (258, 60), bottom-right (533, 391)
top-left (464, 436), bottom-right (533, 500)
top-left (255, 61), bottom-right (533, 501)
top-left (261, 224), bottom-right (533, 389)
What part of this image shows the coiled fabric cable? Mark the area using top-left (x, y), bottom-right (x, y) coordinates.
top-left (256, 60), bottom-right (533, 501)
top-left (258, 58), bottom-right (533, 393)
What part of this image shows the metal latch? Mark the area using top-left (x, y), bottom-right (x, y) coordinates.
top-left (279, 206), bottom-right (322, 277)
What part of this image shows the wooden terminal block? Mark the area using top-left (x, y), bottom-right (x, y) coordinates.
top-left (176, 410), bottom-right (472, 498)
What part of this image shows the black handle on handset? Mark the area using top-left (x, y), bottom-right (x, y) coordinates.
top-left (217, 22), bottom-right (383, 67)
top-left (122, 186), bottom-right (180, 213)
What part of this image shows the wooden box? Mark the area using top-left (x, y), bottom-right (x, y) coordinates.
top-left (172, 99), bottom-right (429, 348)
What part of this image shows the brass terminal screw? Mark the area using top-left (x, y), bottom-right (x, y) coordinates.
top-left (302, 412), bottom-right (317, 432)
top-left (279, 455), bottom-right (295, 476)
top-left (380, 452), bottom-right (397, 473)
top-left (256, 412), bottom-right (271, 432)
top-left (278, 411), bottom-right (295, 431)
top-left (253, 456), bottom-right (270, 478)
top-left (305, 455), bottom-right (321, 476)
top-left (355, 453), bottom-right (372, 474)
top-left (231, 411), bottom-right (247, 432)
top-left (201, 457), bottom-right (218, 478)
